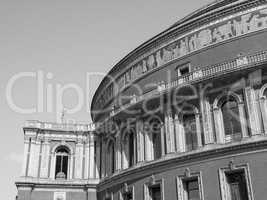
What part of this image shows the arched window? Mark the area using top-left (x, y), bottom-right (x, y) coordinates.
top-left (221, 98), bottom-right (242, 140)
top-left (122, 129), bottom-right (136, 169)
top-left (150, 119), bottom-right (162, 160)
top-left (55, 146), bottom-right (70, 179)
top-left (128, 131), bottom-right (135, 167)
top-left (107, 140), bottom-right (115, 174)
top-left (183, 114), bottom-right (198, 151)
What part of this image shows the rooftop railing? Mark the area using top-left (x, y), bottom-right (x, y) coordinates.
top-left (24, 120), bottom-right (95, 132)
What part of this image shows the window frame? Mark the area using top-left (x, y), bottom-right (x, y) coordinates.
top-left (54, 146), bottom-right (70, 180)
top-left (218, 162), bottom-right (254, 200)
top-left (120, 183), bottom-right (135, 200)
top-left (176, 169), bottom-right (204, 200)
top-left (144, 176), bottom-right (164, 200)
top-left (176, 62), bottom-right (191, 77)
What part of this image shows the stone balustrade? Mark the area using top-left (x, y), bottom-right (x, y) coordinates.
top-left (24, 120), bottom-right (95, 132)
top-left (110, 50), bottom-right (267, 119)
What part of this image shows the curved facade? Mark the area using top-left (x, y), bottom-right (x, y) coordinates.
top-left (16, 1), bottom-right (267, 200)
top-left (92, 1), bottom-right (267, 200)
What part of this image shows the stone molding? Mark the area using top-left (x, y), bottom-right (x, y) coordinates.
top-left (97, 136), bottom-right (267, 191)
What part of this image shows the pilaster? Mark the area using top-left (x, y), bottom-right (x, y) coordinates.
top-left (74, 136), bottom-right (84, 179)
top-left (136, 118), bottom-right (145, 162)
top-left (21, 136), bottom-right (31, 177)
top-left (160, 122), bottom-right (166, 156)
top-left (144, 122), bottom-right (153, 161)
top-left (115, 134), bottom-right (122, 172)
top-left (260, 96), bottom-right (267, 134)
top-left (84, 137), bottom-right (90, 179)
top-left (28, 138), bottom-right (40, 178)
top-left (164, 109), bottom-right (176, 153)
top-left (101, 136), bottom-right (106, 178)
top-left (238, 102), bottom-right (249, 138)
top-left (244, 87), bottom-right (261, 136)
top-left (40, 139), bottom-right (50, 178)
top-left (195, 113), bottom-right (203, 148)
top-left (95, 138), bottom-right (101, 178)
top-left (89, 134), bottom-right (95, 178)
top-left (200, 97), bottom-right (214, 144)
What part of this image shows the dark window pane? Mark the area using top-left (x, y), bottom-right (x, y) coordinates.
top-left (129, 132), bottom-right (135, 167)
top-left (110, 142), bottom-right (115, 173)
top-left (150, 186), bottom-right (161, 200)
top-left (123, 192), bottom-right (133, 200)
top-left (180, 67), bottom-right (190, 76)
top-left (55, 147), bottom-right (69, 179)
top-left (185, 179), bottom-right (200, 200)
top-left (226, 171), bottom-right (249, 200)
top-left (62, 156), bottom-right (68, 178)
top-left (55, 155), bottom-right (62, 178)
top-left (152, 121), bottom-right (162, 159)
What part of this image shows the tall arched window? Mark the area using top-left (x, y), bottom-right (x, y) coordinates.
top-left (55, 146), bottom-right (70, 179)
top-left (128, 131), bottom-right (135, 167)
top-left (183, 114), bottom-right (198, 151)
top-left (150, 119), bottom-right (162, 160)
top-left (221, 98), bottom-right (242, 141)
top-left (107, 140), bottom-right (115, 174)
top-left (122, 129), bottom-right (136, 169)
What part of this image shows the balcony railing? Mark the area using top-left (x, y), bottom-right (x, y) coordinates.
top-left (24, 120), bottom-right (95, 132)
top-left (110, 50), bottom-right (267, 119)
top-left (166, 51), bottom-right (267, 89)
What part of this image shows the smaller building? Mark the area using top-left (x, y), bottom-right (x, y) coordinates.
top-left (15, 120), bottom-right (99, 200)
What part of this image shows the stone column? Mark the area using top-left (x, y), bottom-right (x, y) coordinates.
top-left (37, 140), bottom-right (44, 178)
top-left (40, 139), bottom-right (50, 178)
top-left (238, 102), bottom-right (249, 138)
top-left (115, 134), bottom-right (122, 172)
top-left (74, 137), bottom-right (84, 179)
top-left (101, 137), bottom-right (106, 178)
top-left (160, 122), bottom-right (166, 156)
top-left (195, 113), bottom-right (203, 148)
top-left (174, 114), bottom-right (186, 152)
top-left (21, 136), bottom-right (31, 177)
top-left (136, 118), bottom-right (145, 163)
top-left (84, 137), bottom-right (90, 179)
top-left (89, 135), bottom-right (95, 178)
top-left (95, 138), bottom-right (101, 178)
top-left (28, 138), bottom-right (40, 177)
top-left (200, 97), bottom-right (214, 144)
top-left (49, 149), bottom-right (55, 179)
top-left (144, 123), bottom-right (153, 161)
top-left (71, 145), bottom-right (76, 179)
top-left (260, 96), bottom-right (267, 134)
top-left (244, 87), bottom-right (261, 135)
top-left (164, 110), bottom-right (176, 153)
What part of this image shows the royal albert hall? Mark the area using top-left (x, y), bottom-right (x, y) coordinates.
top-left (16, 0), bottom-right (267, 200)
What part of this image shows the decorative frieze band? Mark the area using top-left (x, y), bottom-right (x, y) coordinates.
top-left (95, 5), bottom-right (267, 110)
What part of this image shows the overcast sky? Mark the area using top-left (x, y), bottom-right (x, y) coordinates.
top-left (0, 0), bottom-right (212, 199)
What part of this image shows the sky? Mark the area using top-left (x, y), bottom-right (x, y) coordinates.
top-left (0, 0), bottom-right (212, 199)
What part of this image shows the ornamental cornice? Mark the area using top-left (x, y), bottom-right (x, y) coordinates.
top-left (15, 178), bottom-right (99, 189)
top-left (92, 0), bottom-right (266, 116)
